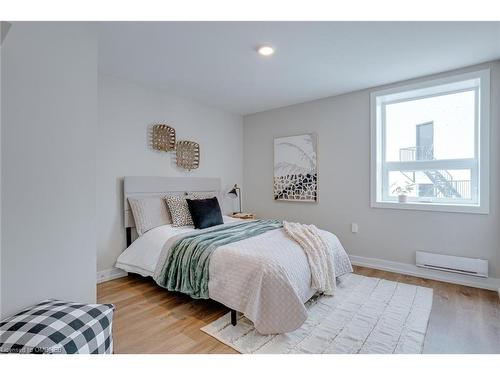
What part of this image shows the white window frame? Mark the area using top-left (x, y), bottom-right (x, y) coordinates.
top-left (370, 69), bottom-right (490, 214)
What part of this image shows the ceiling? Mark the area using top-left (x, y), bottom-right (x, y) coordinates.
top-left (99, 22), bottom-right (500, 115)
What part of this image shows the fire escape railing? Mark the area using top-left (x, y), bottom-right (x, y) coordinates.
top-left (398, 146), bottom-right (470, 199)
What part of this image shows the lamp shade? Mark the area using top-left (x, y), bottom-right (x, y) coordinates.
top-left (228, 184), bottom-right (239, 196)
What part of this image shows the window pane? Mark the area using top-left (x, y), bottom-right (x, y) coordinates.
top-left (385, 90), bottom-right (475, 162)
top-left (388, 169), bottom-right (472, 201)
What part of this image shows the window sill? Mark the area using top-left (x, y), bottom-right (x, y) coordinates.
top-left (371, 200), bottom-right (488, 214)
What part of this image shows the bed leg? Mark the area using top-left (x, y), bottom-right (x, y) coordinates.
top-left (126, 227), bottom-right (132, 247)
top-left (230, 309), bottom-right (237, 326)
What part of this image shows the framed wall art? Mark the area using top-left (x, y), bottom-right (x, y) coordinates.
top-left (273, 133), bottom-right (318, 202)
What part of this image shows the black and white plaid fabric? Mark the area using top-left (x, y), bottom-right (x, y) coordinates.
top-left (0, 299), bottom-right (115, 354)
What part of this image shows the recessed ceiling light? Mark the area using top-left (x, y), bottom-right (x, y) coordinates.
top-left (257, 45), bottom-right (275, 56)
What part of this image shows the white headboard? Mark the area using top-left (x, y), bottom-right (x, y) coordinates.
top-left (123, 176), bottom-right (222, 229)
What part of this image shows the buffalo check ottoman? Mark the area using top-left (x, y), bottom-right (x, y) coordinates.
top-left (0, 299), bottom-right (115, 354)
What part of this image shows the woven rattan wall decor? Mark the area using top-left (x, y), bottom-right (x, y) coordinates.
top-left (151, 124), bottom-right (176, 152)
top-left (175, 140), bottom-right (200, 170)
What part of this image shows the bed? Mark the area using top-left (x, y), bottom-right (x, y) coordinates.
top-left (116, 176), bottom-right (352, 334)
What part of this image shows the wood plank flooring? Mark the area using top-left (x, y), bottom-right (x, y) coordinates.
top-left (97, 266), bottom-right (500, 354)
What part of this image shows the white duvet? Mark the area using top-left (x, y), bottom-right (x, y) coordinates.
top-left (116, 216), bottom-right (352, 334)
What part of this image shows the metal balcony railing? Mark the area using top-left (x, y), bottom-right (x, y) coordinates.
top-left (398, 146), bottom-right (471, 199)
top-left (399, 146), bottom-right (434, 162)
top-left (438, 180), bottom-right (471, 199)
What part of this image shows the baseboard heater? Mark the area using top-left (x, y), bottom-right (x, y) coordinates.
top-left (416, 251), bottom-right (488, 278)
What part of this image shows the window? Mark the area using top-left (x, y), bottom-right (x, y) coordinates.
top-left (370, 70), bottom-right (490, 214)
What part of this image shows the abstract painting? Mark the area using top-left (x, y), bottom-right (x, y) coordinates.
top-left (274, 133), bottom-right (318, 202)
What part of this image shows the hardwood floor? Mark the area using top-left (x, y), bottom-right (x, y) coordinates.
top-left (97, 266), bottom-right (500, 354)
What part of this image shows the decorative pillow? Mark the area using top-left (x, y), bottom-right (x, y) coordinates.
top-left (165, 195), bottom-right (194, 227)
top-left (129, 196), bottom-right (171, 236)
top-left (188, 191), bottom-right (218, 199)
top-left (186, 197), bottom-right (224, 229)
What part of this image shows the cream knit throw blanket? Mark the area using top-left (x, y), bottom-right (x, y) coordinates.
top-left (283, 221), bottom-right (336, 295)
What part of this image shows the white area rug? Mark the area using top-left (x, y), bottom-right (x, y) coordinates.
top-left (201, 273), bottom-right (433, 354)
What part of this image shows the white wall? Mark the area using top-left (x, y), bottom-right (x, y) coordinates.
top-left (97, 75), bottom-right (243, 272)
top-left (1, 22), bottom-right (98, 318)
top-left (244, 61), bottom-right (500, 278)
top-left (0, 24), bottom-right (5, 316)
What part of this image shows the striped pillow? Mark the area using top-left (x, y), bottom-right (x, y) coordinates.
top-left (128, 196), bottom-right (171, 236)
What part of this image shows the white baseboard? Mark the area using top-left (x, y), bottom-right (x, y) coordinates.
top-left (349, 254), bottom-right (500, 292)
top-left (97, 267), bottom-right (128, 284)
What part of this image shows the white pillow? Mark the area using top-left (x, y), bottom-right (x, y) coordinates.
top-left (128, 196), bottom-right (171, 236)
